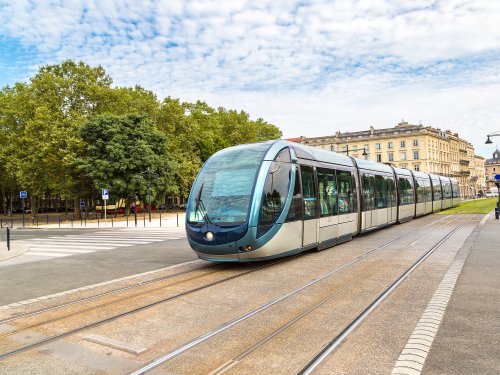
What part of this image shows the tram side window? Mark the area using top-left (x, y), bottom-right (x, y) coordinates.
top-left (317, 168), bottom-right (337, 217)
top-left (258, 161), bottom-right (292, 233)
top-left (375, 175), bottom-right (387, 208)
top-left (362, 174), bottom-right (375, 211)
top-left (337, 170), bottom-right (353, 214)
top-left (426, 180), bottom-right (432, 201)
top-left (416, 179), bottom-right (426, 203)
top-left (286, 168), bottom-right (302, 222)
top-left (433, 181), bottom-right (442, 200)
top-left (452, 183), bottom-right (460, 198)
top-left (301, 166), bottom-right (317, 219)
top-left (386, 177), bottom-right (396, 207)
top-left (444, 183), bottom-right (452, 199)
top-left (398, 177), bottom-right (414, 205)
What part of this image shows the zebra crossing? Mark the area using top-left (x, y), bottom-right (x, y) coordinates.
top-left (18, 227), bottom-right (186, 260)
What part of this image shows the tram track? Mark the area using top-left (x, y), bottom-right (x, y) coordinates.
top-left (128, 213), bottom-right (475, 374)
top-left (0, 213), bottom-right (475, 367)
top-left (296, 213), bottom-right (481, 375)
top-left (0, 255), bottom-right (301, 361)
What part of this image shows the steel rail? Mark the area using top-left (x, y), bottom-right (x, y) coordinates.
top-left (0, 263), bottom-right (217, 325)
top-left (0, 256), bottom-right (299, 361)
top-left (128, 214), bottom-right (460, 375)
top-left (296, 214), bottom-right (479, 375)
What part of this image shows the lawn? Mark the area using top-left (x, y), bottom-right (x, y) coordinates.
top-left (438, 197), bottom-right (499, 214)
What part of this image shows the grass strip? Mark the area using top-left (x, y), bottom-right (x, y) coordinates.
top-left (438, 198), bottom-right (498, 214)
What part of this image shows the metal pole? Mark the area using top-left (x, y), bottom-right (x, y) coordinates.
top-left (148, 168), bottom-right (152, 222)
top-left (22, 198), bottom-right (25, 227)
top-left (160, 214), bottom-right (162, 227)
top-left (0, 219), bottom-right (2, 228)
top-left (127, 215), bottom-right (129, 227)
top-left (59, 216), bottom-right (61, 228)
top-left (6, 228), bottom-right (10, 251)
top-left (144, 214), bottom-right (146, 227)
top-left (177, 212), bottom-right (179, 227)
top-left (112, 218), bottom-right (114, 227)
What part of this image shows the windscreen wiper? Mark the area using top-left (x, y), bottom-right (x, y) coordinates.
top-left (194, 183), bottom-right (212, 224)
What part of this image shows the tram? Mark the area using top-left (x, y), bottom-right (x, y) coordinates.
top-left (185, 140), bottom-right (460, 262)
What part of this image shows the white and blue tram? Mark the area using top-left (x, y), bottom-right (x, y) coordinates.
top-left (186, 140), bottom-right (460, 262)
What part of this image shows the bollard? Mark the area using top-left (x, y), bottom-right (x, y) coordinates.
top-left (46, 215), bottom-right (49, 225)
top-left (6, 228), bottom-right (10, 251)
top-left (97, 217), bottom-right (100, 227)
top-left (112, 218), bottom-right (114, 227)
top-left (59, 216), bottom-right (61, 228)
top-left (1, 219), bottom-right (2, 228)
top-left (495, 207), bottom-right (499, 220)
top-left (177, 212), bottom-right (179, 227)
top-left (143, 215), bottom-right (146, 227)
top-left (127, 215), bottom-right (129, 227)
top-left (134, 212), bottom-right (137, 227)
top-left (160, 214), bottom-right (162, 227)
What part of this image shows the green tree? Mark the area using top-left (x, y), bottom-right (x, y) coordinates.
top-left (77, 114), bottom-right (174, 211)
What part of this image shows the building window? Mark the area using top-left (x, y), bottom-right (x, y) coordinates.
top-left (388, 153), bottom-right (394, 161)
top-left (330, 145), bottom-right (334, 151)
top-left (401, 164), bottom-right (407, 169)
top-left (364, 144), bottom-right (369, 151)
top-left (342, 146), bottom-right (347, 152)
top-left (401, 152), bottom-right (406, 161)
top-left (414, 164), bottom-right (420, 171)
top-left (353, 145), bottom-right (358, 151)
top-left (376, 154), bottom-right (382, 162)
top-left (365, 154), bottom-right (369, 160)
top-left (388, 142), bottom-right (393, 149)
top-left (400, 140), bottom-right (406, 148)
top-left (376, 143), bottom-right (381, 150)
top-left (413, 151), bottom-right (419, 160)
top-left (413, 139), bottom-right (419, 146)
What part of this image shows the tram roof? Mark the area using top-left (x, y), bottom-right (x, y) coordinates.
top-left (354, 158), bottom-right (394, 174)
top-left (392, 167), bottom-right (413, 177)
top-left (412, 170), bottom-right (431, 180)
top-left (285, 141), bottom-right (354, 167)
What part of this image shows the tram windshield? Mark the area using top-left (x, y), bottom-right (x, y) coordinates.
top-left (187, 143), bottom-right (271, 225)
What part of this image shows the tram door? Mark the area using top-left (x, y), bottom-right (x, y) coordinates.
top-left (301, 166), bottom-right (318, 247)
top-left (362, 174), bottom-right (375, 229)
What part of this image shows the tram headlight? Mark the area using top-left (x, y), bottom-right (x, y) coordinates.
top-left (205, 231), bottom-right (214, 241)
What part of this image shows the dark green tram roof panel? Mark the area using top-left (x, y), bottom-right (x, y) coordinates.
top-left (354, 158), bottom-right (394, 174)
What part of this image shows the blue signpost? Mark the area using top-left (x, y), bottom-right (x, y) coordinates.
top-left (102, 189), bottom-right (109, 220)
top-left (20, 191), bottom-right (27, 227)
top-left (495, 175), bottom-right (500, 220)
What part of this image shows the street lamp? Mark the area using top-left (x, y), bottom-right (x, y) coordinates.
top-left (485, 130), bottom-right (500, 144)
top-left (337, 145), bottom-right (368, 157)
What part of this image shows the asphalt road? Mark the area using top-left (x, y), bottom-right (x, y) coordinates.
top-left (0, 228), bottom-right (198, 306)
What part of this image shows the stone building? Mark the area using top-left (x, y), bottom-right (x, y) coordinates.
top-left (290, 121), bottom-right (485, 198)
top-left (485, 150), bottom-right (500, 191)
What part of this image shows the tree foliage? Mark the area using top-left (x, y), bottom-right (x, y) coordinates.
top-left (0, 60), bottom-right (282, 214)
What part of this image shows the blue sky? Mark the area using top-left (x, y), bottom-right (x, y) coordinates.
top-left (1, 0), bottom-right (500, 156)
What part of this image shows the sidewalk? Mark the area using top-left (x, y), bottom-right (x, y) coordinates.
top-left (0, 239), bottom-right (30, 262)
top-left (3, 212), bottom-right (186, 230)
top-left (423, 212), bottom-right (500, 373)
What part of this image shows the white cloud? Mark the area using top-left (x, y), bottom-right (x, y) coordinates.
top-left (1, 0), bottom-right (500, 156)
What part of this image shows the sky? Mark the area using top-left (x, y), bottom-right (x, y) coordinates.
top-left (1, 0), bottom-right (500, 157)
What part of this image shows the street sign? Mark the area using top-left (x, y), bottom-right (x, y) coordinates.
top-left (80, 201), bottom-right (86, 207)
top-left (495, 174), bottom-right (500, 181)
top-left (102, 189), bottom-right (109, 200)
top-left (20, 191), bottom-right (27, 199)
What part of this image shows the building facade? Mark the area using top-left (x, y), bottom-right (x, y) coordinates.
top-left (485, 150), bottom-right (500, 192)
top-left (292, 122), bottom-right (485, 198)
